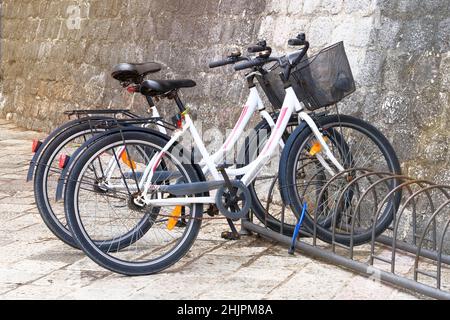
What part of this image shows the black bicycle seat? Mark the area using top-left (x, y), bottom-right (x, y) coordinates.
top-left (111, 62), bottom-right (162, 83)
top-left (140, 79), bottom-right (196, 96)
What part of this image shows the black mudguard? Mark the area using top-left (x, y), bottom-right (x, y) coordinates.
top-left (26, 116), bottom-right (112, 182)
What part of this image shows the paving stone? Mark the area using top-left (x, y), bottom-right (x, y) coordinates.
top-left (333, 274), bottom-right (415, 300)
top-left (130, 274), bottom-right (220, 300)
top-left (2, 284), bottom-right (72, 300)
top-left (246, 254), bottom-right (313, 271)
top-left (0, 213), bottom-right (40, 231)
top-left (0, 267), bottom-right (47, 285)
top-left (0, 241), bottom-right (66, 265)
top-left (208, 239), bottom-right (269, 257)
top-left (0, 283), bottom-right (19, 296)
top-left (6, 259), bottom-right (69, 276)
top-left (32, 269), bottom-right (112, 288)
top-left (0, 192), bottom-right (10, 199)
top-left (266, 263), bottom-right (354, 300)
top-left (0, 195), bottom-right (35, 205)
top-left (61, 274), bottom-right (149, 299)
top-left (180, 253), bottom-right (255, 277)
top-left (64, 256), bottom-right (113, 273)
top-left (0, 204), bottom-right (36, 215)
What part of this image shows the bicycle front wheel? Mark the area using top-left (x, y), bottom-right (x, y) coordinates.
top-left (282, 114), bottom-right (401, 246)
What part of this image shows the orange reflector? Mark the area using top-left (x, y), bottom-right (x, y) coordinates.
top-left (58, 154), bottom-right (70, 169)
top-left (309, 137), bottom-right (328, 156)
top-left (32, 139), bottom-right (42, 153)
top-left (167, 206), bottom-right (182, 231)
top-left (120, 150), bottom-right (137, 170)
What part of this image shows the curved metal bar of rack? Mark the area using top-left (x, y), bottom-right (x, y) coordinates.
top-left (241, 169), bottom-right (450, 299)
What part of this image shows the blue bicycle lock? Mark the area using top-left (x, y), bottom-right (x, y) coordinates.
top-left (288, 202), bottom-right (307, 255)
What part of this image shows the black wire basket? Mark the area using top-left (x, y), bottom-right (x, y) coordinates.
top-left (257, 42), bottom-right (356, 111)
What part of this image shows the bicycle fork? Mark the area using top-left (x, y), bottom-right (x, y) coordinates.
top-left (298, 111), bottom-right (345, 177)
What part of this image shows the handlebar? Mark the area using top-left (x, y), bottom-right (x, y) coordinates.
top-left (209, 58), bottom-right (234, 68)
top-left (234, 42), bottom-right (309, 72)
top-left (214, 33), bottom-right (309, 82)
top-left (288, 38), bottom-right (305, 46)
top-left (208, 56), bottom-right (248, 69)
top-left (288, 33), bottom-right (306, 46)
top-left (248, 45), bottom-right (266, 53)
top-left (233, 58), bottom-right (270, 71)
top-left (233, 56), bottom-right (279, 72)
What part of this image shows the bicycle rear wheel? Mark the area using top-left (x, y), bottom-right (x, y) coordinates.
top-left (34, 120), bottom-right (106, 248)
top-left (65, 131), bottom-right (204, 275)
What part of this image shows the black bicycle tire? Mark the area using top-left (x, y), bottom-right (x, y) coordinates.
top-left (65, 131), bottom-right (204, 275)
top-left (283, 114), bottom-right (401, 246)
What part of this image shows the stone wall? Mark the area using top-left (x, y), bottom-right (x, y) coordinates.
top-left (0, 0), bottom-right (448, 183)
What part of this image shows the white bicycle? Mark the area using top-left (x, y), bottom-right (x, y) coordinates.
top-left (56, 44), bottom-right (301, 240)
top-left (62, 35), bottom-right (401, 275)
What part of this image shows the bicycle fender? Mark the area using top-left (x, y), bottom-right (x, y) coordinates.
top-left (26, 116), bottom-right (111, 182)
top-left (278, 120), bottom-right (309, 206)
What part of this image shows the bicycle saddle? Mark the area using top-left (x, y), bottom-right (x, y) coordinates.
top-left (111, 62), bottom-right (162, 83)
top-left (140, 79), bottom-right (196, 96)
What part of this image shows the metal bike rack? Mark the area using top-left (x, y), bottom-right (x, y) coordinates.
top-left (241, 169), bottom-right (450, 299)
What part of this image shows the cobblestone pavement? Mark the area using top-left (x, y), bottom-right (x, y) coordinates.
top-left (0, 119), bottom-right (419, 300)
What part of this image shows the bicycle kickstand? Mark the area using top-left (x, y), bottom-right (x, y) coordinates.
top-left (221, 218), bottom-right (241, 240)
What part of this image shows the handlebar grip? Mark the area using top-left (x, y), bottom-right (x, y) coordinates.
top-left (234, 59), bottom-right (264, 71)
top-left (248, 45), bottom-right (266, 53)
top-left (209, 59), bottom-right (233, 68)
top-left (288, 38), bottom-right (305, 46)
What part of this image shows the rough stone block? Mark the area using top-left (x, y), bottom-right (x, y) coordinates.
top-left (343, 0), bottom-right (376, 16)
top-left (302, 0), bottom-right (320, 15)
top-left (287, 0), bottom-right (303, 15)
top-left (308, 16), bottom-right (334, 47)
top-left (321, 0), bottom-right (343, 15)
top-left (332, 16), bottom-right (374, 47)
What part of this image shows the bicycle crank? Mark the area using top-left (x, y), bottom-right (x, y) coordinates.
top-left (215, 167), bottom-right (252, 221)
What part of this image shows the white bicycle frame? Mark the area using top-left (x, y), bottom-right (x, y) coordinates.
top-left (103, 85), bottom-right (277, 188)
top-left (133, 86), bottom-right (345, 207)
top-left (199, 84), bottom-right (279, 176)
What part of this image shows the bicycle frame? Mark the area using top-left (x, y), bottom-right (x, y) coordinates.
top-left (199, 85), bottom-right (279, 175)
top-left (126, 87), bottom-right (346, 207)
top-left (102, 86), bottom-right (278, 189)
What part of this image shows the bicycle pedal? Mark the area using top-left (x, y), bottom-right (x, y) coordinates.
top-left (221, 231), bottom-right (241, 241)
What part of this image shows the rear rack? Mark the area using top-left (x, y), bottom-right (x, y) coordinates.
top-left (64, 109), bottom-right (139, 119)
top-left (93, 117), bottom-right (177, 131)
